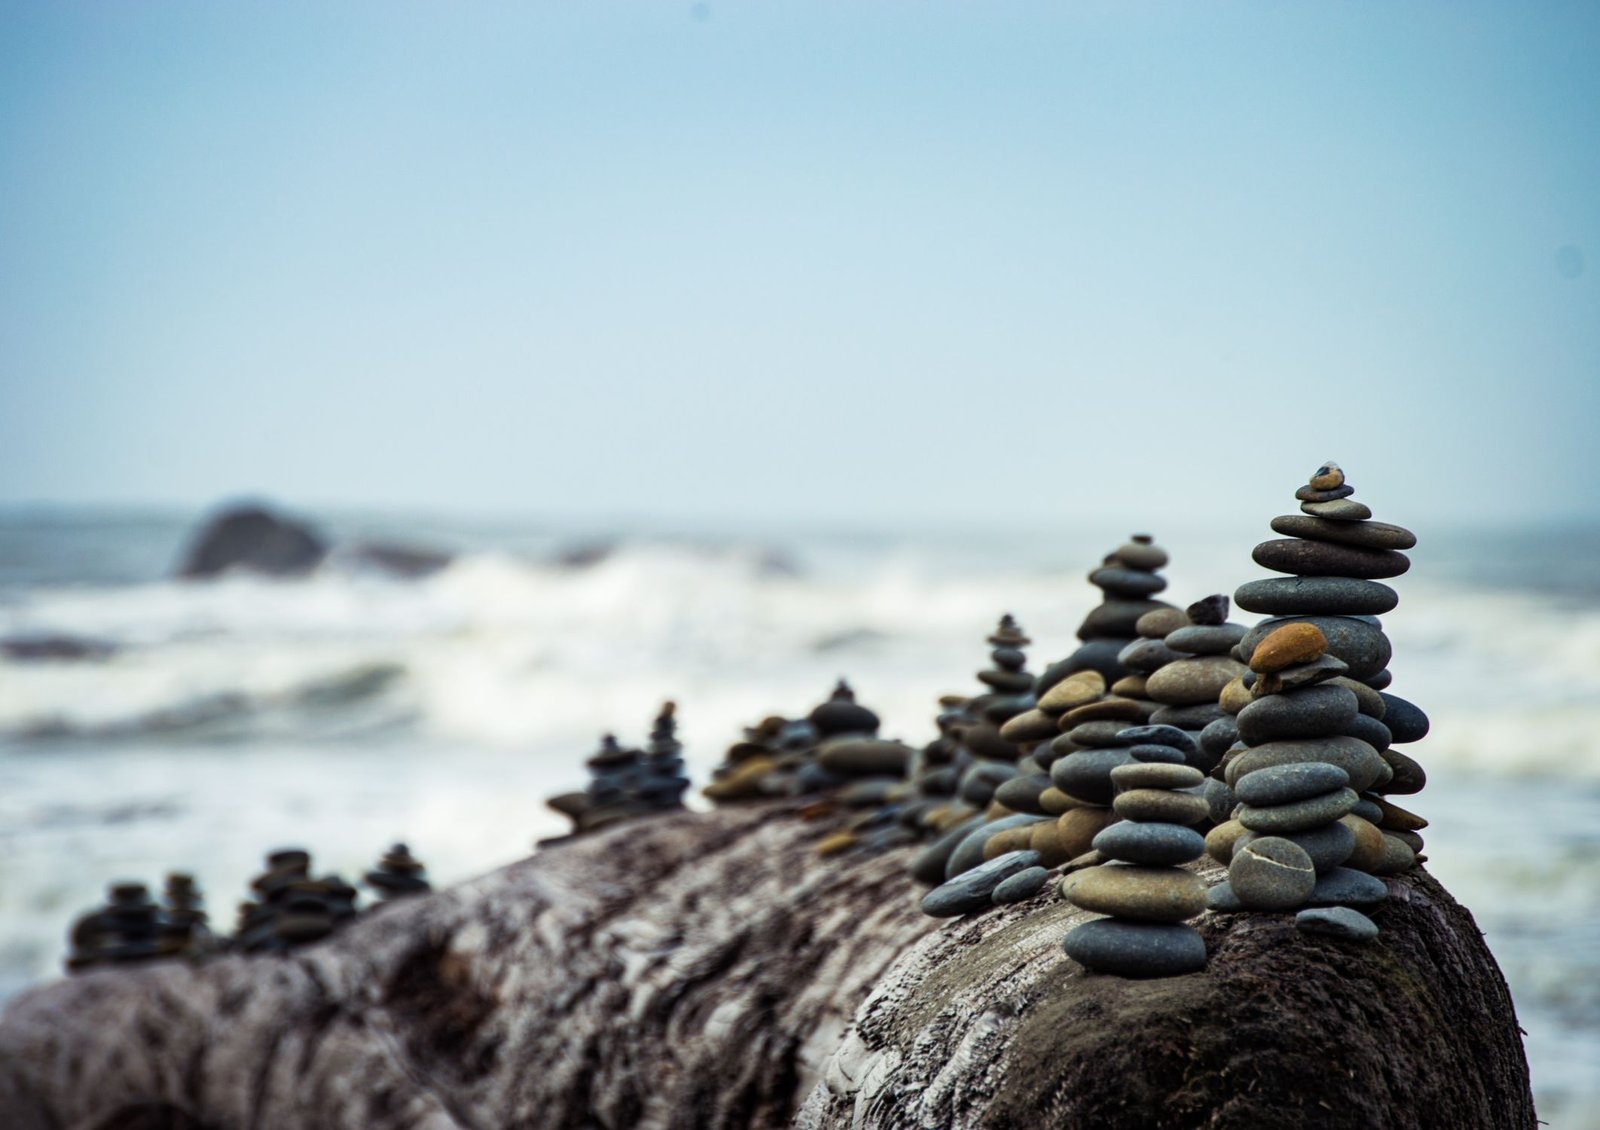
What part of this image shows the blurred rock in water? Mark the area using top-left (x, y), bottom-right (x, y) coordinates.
top-left (176, 503), bottom-right (327, 578)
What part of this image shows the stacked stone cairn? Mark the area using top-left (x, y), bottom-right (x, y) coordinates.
top-left (1059, 752), bottom-right (1211, 977)
top-left (159, 872), bottom-right (214, 957)
top-left (1033, 535), bottom-right (1175, 695)
top-left (637, 701), bottom-right (693, 812)
top-left (703, 680), bottom-right (886, 803)
top-left (1205, 462), bottom-right (1427, 940)
top-left (364, 843), bottom-right (431, 903)
top-left (65, 882), bottom-right (167, 971)
top-left (235, 848), bottom-right (359, 953)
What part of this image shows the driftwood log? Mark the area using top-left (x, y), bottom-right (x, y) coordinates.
top-left (0, 802), bottom-right (1535, 1129)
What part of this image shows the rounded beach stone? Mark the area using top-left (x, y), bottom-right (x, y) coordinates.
top-left (1200, 717), bottom-right (1240, 759)
top-left (1111, 674), bottom-right (1149, 698)
top-left (922, 850), bottom-right (1043, 917)
top-left (1203, 777), bottom-right (1237, 825)
top-left (1309, 461), bottom-right (1345, 490)
top-left (1364, 668), bottom-right (1394, 691)
top-left (1229, 836), bottom-right (1317, 910)
top-left (1028, 821), bottom-right (1075, 867)
top-left (1113, 788), bottom-right (1209, 826)
top-left (1038, 787), bottom-right (1076, 815)
top-left (1235, 577), bottom-right (1399, 617)
top-left (993, 773), bottom-right (1052, 815)
top-left (1115, 724), bottom-right (1199, 755)
top-left (1219, 677), bottom-right (1253, 715)
top-left (958, 762), bottom-right (1016, 807)
top-left (1064, 720), bottom-right (1137, 747)
top-left (1164, 623), bottom-right (1248, 656)
top-left (1079, 600), bottom-right (1173, 640)
top-left (1090, 565), bottom-right (1169, 597)
top-left (1379, 748), bottom-right (1427, 795)
top-left (1296, 905), bottom-right (1379, 941)
top-left (1295, 482), bottom-right (1355, 502)
top-left (1145, 655), bottom-right (1249, 706)
top-left (991, 866), bottom-right (1050, 905)
top-left (1037, 670), bottom-right (1107, 713)
top-left (1115, 538), bottom-right (1169, 571)
top-left (1237, 684), bottom-right (1360, 744)
top-left (1051, 748), bottom-right (1134, 805)
top-left (1093, 821), bottom-right (1206, 866)
top-left (1248, 622), bottom-right (1328, 673)
top-left (1306, 866), bottom-right (1388, 908)
top-left (1250, 539), bottom-right (1411, 580)
top-left (1374, 795), bottom-right (1429, 831)
top-left (1061, 697), bottom-right (1146, 726)
top-left (1235, 762), bottom-right (1351, 807)
top-left (815, 831), bottom-right (858, 856)
top-left (1223, 736), bottom-right (1383, 793)
top-left (1240, 616), bottom-right (1392, 680)
top-left (1372, 835), bottom-right (1418, 875)
top-left (945, 814), bottom-right (1046, 879)
top-left (1237, 787), bottom-right (1358, 834)
top-left (1330, 676), bottom-right (1386, 719)
top-left (1126, 744), bottom-right (1189, 767)
top-left (1206, 881), bottom-right (1244, 912)
top-left (983, 825), bottom-right (1040, 861)
top-left (1149, 703), bottom-right (1227, 730)
top-left (1378, 693), bottom-right (1430, 744)
top-left (1117, 638), bottom-right (1185, 673)
top-left (911, 815), bottom-right (986, 885)
top-left (1204, 818), bottom-right (1249, 865)
top-left (1340, 816), bottom-right (1388, 872)
top-left (1341, 712), bottom-right (1393, 753)
top-left (1062, 863), bottom-right (1207, 923)
top-left (1062, 918), bottom-right (1207, 977)
top-left (1057, 806), bottom-right (1121, 858)
top-left (1110, 762), bottom-right (1204, 791)
top-left (999, 709), bottom-right (1060, 744)
top-left (1270, 514), bottom-right (1417, 551)
top-left (817, 738), bottom-right (913, 777)
top-left (1301, 498), bottom-right (1372, 520)
top-left (1236, 821), bottom-right (1356, 874)
top-left (1135, 607), bottom-right (1191, 639)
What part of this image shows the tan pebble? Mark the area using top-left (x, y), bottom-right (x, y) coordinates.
top-left (1061, 697), bottom-right (1145, 726)
top-left (700, 756), bottom-right (777, 800)
top-left (1220, 677), bottom-right (1254, 715)
top-left (985, 800), bottom-right (1016, 820)
top-left (1112, 788), bottom-right (1209, 825)
top-left (1029, 821), bottom-right (1074, 867)
top-left (1111, 674), bottom-right (1149, 697)
top-left (1341, 815), bottom-right (1388, 872)
top-left (1205, 818), bottom-right (1249, 864)
top-left (1330, 677), bottom-right (1386, 719)
top-left (999, 708), bottom-right (1061, 744)
top-left (1057, 806), bottom-right (1120, 858)
top-left (1062, 864), bottom-right (1207, 922)
top-left (815, 832), bottom-right (857, 856)
top-left (1249, 623), bottom-right (1328, 673)
top-left (1374, 796), bottom-right (1428, 832)
top-left (1039, 787), bottom-right (1077, 815)
top-left (983, 825), bottom-right (1038, 860)
top-left (1038, 671), bottom-right (1107, 713)
top-left (1371, 833), bottom-right (1418, 875)
top-left (1310, 461), bottom-right (1345, 490)
top-left (1136, 607), bottom-right (1191, 639)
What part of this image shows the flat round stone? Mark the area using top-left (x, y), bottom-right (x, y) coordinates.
top-left (1229, 836), bottom-right (1316, 910)
top-left (1237, 787), bottom-right (1359, 834)
top-left (1110, 762), bottom-right (1205, 790)
top-left (993, 773), bottom-right (1052, 815)
top-left (1204, 818), bottom-right (1249, 865)
top-left (1295, 483), bottom-right (1356, 502)
top-left (1164, 623), bottom-right (1248, 656)
top-left (922, 850), bottom-right (1043, 917)
top-left (1062, 919), bottom-right (1207, 977)
top-left (1113, 788), bottom-right (1209, 825)
top-left (945, 814), bottom-right (1047, 880)
top-left (1301, 498), bottom-right (1372, 520)
top-left (911, 815), bottom-right (986, 885)
top-left (1203, 777), bottom-right (1237, 825)
top-left (991, 866), bottom-right (1050, 905)
top-left (1117, 638), bottom-right (1184, 673)
top-left (1235, 762), bottom-right (1351, 806)
top-left (1223, 736), bottom-right (1384, 793)
top-left (1364, 668), bottom-right (1393, 691)
top-left (1037, 670), bottom-right (1108, 713)
top-left (1090, 565), bottom-right (1169, 598)
top-left (1330, 676), bottom-right (1386, 719)
top-left (999, 709), bottom-right (1060, 744)
top-left (1145, 655), bottom-right (1250, 706)
top-left (1135, 607), bottom-right (1190, 639)
top-left (1295, 905), bottom-right (1379, 941)
top-left (1079, 600), bottom-right (1174, 641)
top-left (1305, 866), bottom-right (1388, 908)
top-left (1092, 821), bottom-right (1206, 866)
top-left (1062, 863), bottom-right (1207, 922)
top-left (1341, 712), bottom-right (1392, 752)
top-left (1378, 693), bottom-right (1430, 743)
top-left (816, 738), bottom-right (913, 777)
top-left (1235, 821), bottom-right (1356, 874)
top-left (1380, 748), bottom-right (1427, 795)
top-left (1205, 880), bottom-right (1244, 912)
top-left (1065, 720), bottom-right (1136, 748)
top-left (1150, 703), bottom-right (1227, 731)
top-left (1237, 684), bottom-right (1360, 744)
top-left (1250, 538), bottom-right (1411, 579)
top-left (1200, 717), bottom-right (1240, 759)
top-left (1115, 539), bottom-right (1170, 571)
top-left (1235, 577), bottom-right (1399, 617)
top-left (1115, 724), bottom-right (1199, 755)
top-left (1270, 514), bottom-right (1417, 551)
top-left (1127, 743), bottom-right (1189, 765)
top-left (1051, 748), bottom-right (1134, 805)
top-left (958, 762), bottom-right (1017, 807)
top-left (1061, 697), bottom-right (1146, 726)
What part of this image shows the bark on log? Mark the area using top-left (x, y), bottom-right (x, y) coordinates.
top-left (0, 802), bottom-right (1534, 1130)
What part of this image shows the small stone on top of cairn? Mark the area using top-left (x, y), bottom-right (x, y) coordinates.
top-left (1034, 535), bottom-right (1175, 694)
top-left (365, 844), bottom-right (431, 903)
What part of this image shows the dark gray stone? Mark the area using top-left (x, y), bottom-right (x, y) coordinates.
top-left (958, 762), bottom-right (1018, 807)
top-left (1115, 725), bottom-right (1198, 755)
top-left (1149, 703), bottom-right (1227, 730)
top-left (1050, 748), bottom-right (1135, 805)
top-left (1117, 638), bottom-right (1184, 673)
top-left (1235, 822), bottom-right (1356, 874)
top-left (1203, 778), bottom-right (1238, 825)
top-left (1364, 668), bottom-right (1394, 691)
top-left (1223, 736), bottom-right (1385, 794)
top-left (910, 815), bottom-right (985, 885)
top-left (945, 815), bottom-right (1047, 880)
top-left (1164, 623), bottom-right (1248, 656)
top-left (1061, 919), bottom-right (1208, 977)
top-left (1341, 712), bottom-right (1393, 752)
top-left (1127, 744), bottom-right (1191, 767)
top-left (1235, 762), bottom-right (1351, 807)
top-left (1078, 600), bottom-right (1174, 641)
top-left (1090, 566), bottom-right (1169, 598)
top-left (1032, 639), bottom-right (1131, 696)
top-left (1205, 880), bottom-right (1244, 912)
top-left (178, 504), bottom-right (328, 578)
top-left (1235, 577), bottom-right (1399, 616)
top-left (1200, 717), bottom-right (1240, 759)
top-left (1295, 905), bottom-right (1379, 941)
top-left (1237, 684), bottom-right (1360, 744)
top-left (1184, 594), bottom-right (1230, 626)
top-left (991, 866), bottom-right (1051, 905)
top-left (1269, 514), bottom-right (1417, 551)
top-left (1294, 483), bottom-right (1355, 502)
top-left (1306, 867), bottom-right (1389, 908)
top-left (1301, 498), bottom-right (1372, 520)
top-left (1229, 836), bottom-right (1317, 910)
top-left (1237, 788), bottom-right (1359, 834)
top-left (1250, 538), bottom-right (1411, 580)
top-left (1378, 693), bottom-right (1430, 744)
top-left (1093, 821), bottom-right (1206, 866)
top-left (993, 773), bottom-right (1052, 815)
top-left (922, 850), bottom-right (1043, 917)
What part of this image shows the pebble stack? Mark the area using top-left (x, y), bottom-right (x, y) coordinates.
top-left (1230, 462), bottom-right (1429, 893)
top-left (364, 843), bottom-right (432, 903)
top-left (1060, 755), bottom-right (1211, 977)
top-left (1034, 535), bottom-right (1176, 694)
top-left (235, 849), bottom-right (359, 954)
top-left (160, 872), bottom-right (213, 956)
top-left (1145, 595), bottom-right (1250, 739)
top-left (703, 681), bottom-right (885, 803)
top-left (65, 882), bottom-right (165, 971)
top-left (638, 701), bottom-right (693, 812)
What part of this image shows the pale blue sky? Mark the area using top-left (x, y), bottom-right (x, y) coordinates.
top-left (2, 2), bottom-right (1596, 527)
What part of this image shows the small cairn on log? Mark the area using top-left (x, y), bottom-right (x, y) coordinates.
top-left (64, 882), bottom-right (164, 972)
top-left (364, 844), bottom-right (431, 904)
top-left (234, 848), bottom-right (359, 953)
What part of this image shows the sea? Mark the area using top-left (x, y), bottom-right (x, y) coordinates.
top-left (1, 506), bottom-right (1596, 1126)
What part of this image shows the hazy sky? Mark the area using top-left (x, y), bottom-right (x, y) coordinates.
top-left (2, 2), bottom-right (1596, 528)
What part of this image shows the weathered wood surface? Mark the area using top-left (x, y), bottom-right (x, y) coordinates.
top-left (0, 802), bottom-right (1535, 1130)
